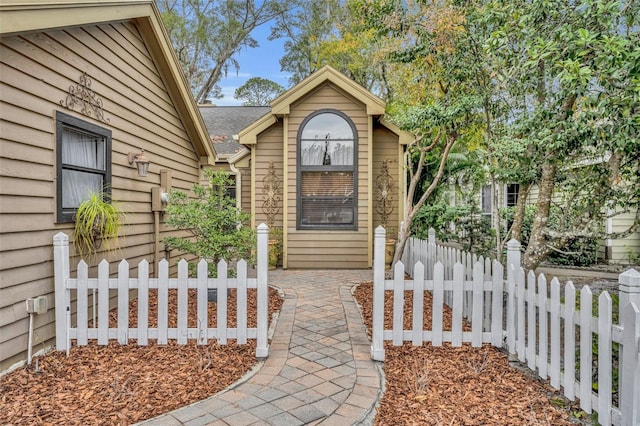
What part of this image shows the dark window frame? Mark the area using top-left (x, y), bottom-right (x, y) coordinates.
top-left (56, 111), bottom-right (112, 223)
top-left (296, 109), bottom-right (358, 230)
top-left (506, 183), bottom-right (520, 207)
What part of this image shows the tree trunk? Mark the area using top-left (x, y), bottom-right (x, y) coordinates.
top-left (491, 176), bottom-right (501, 260)
top-left (196, 62), bottom-right (225, 103)
top-left (391, 134), bottom-right (457, 266)
top-left (523, 162), bottom-right (556, 271)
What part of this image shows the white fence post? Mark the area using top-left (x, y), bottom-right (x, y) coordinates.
top-left (371, 226), bottom-right (386, 361)
top-left (53, 232), bottom-right (70, 352)
top-left (428, 227), bottom-right (436, 245)
top-left (619, 269), bottom-right (640, 327)
top-left (618, 269), bottom-right (640, 426)
top-left (256, 223), bottom-right (269, 358)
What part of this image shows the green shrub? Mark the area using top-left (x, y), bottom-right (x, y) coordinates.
top-left (412, 202), bottom-right (496, 257)
top-left (163, 169), bottom-right (255, 276)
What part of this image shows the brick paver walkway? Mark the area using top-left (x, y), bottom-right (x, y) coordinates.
top-left (139, 269), bottom-right (382, 426)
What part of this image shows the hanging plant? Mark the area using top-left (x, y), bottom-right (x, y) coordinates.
top-left (73, 192), bottom-right (125, 259)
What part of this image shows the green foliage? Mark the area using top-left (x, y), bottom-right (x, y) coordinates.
top-left (501, 206), bottom-right (598, 266)
top-left (270, 0), bottom-right (345, 86)
top-left (412, 202), bottom-right (496, 258)
top-left (234, 77), bottom-right (284, 106)
top-left (484, 0), bottom-right (640, 268)
top-left (73, 192), bottom-right (125, 259)
top-left (163, 170), bottom-right (255, 273)
top-left (500, 206), bottom-right (536, 247)
top-left (158, 0), bottom-right (291, 102)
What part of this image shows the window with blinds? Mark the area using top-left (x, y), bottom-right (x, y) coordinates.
top-left (297, 110), bottom-right (357, 230)
top-left (56, 111), bottom-right (112, 223)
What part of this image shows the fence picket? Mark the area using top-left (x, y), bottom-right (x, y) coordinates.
top-left (117, 260), bottom-right (129, 345)
top-left (550, 277), bottom-right (561, 390)
top-left (527, 270), bottom-right (536, 371)
top-left (471, 262), bottom-right (483, 347)
top-left (177, 260), bottom-right (188, 345)
top-left (579, 286), bottom-right (593, 413)
top-left (598, 292), bottom-right (612, 426)
top-left (506, 265), bottom-right (516, 354)
top-left (53, 228), bottom-right (270, 359)
top-left (237, 259), bottom-right (248, 345)
top-left (538, 274), bottom-right (548, 379)
top-left (393, 261), bottom-right (405, 346)
top-left (98, 260), bottom-right (109, 345)
top-left (517, 267), bottom-right (526, 362)
top-left (217, 260), bottom-right (228, 344)
top-left (77, 261), bottom-right (88, 346)
top-left (138, 260), bottom-right (149, 346)
top-left (620, 303), bottom-right (640, 426)
top-left (197, 260), bottom-right (208, 345)
top-left (484, 257), bottom-right (492, 332)
top-left (491, 261), bottom-right (503, 347)
top-left (564, 282), bottom-right (576, 399)
top-left (366, 231), bottom-right (640, 425)
top-left (158, 260), bottom-right (169, 345)
top-left (452, 263), bottom-right (464, 347)
top-left (412, 262), bottom-right (425, 346)
top-left (432, 262), bottom-right (444, 346)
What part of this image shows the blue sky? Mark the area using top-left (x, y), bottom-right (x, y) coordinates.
top-left (215, 24), bottom-right (290, 106)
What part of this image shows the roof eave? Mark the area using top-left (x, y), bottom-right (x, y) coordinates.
top-left (270, 65), bottom-right (386, 116)
top-left (379, 116), bottom-right (415, 145)
top-left (238, 114), bottom-right (278, 145)
top-left (0, 0), bottom-right (216, 166)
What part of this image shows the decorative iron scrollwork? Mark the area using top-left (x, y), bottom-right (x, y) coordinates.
top-left (60, 72), bottom-right (109, 123)
top-left (375, 160), bottom-right (394, 226)
top-left (262, 161), bottom-right (281, 228)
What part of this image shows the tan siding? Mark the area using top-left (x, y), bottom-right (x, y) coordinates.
top-left (240, 167), bottom-right (251, 213)
top-left (372, 125), bottom-right (401, 237)
top-left (254, 121), bottom-right (284, 229)
top-left (0, 22), bottom-right (204, 370)
top-left (284, 83), bottom-right (369, 268)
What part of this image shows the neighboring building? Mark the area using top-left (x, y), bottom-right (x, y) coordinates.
top-left (524, 185), bottom-right (639, 265)
top-left (0, 0), bottom-right (216, 371)
top-left (199, 105), bottom-right (271, 209)
top-left (208, 66), bottom-right (414, 269)
top-left (469, 182), bottom-right (638, 265)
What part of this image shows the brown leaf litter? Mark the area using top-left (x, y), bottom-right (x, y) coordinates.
top-left (353, 282), bottom-right (583, 425)
top-left (1, 287), bottom-right (282, 425)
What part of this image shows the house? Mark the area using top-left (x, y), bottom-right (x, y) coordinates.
top-left (451, 181), bottom-right (639, 265)
top-left (0, 0), bottom-right (216, 372)
top-left (206, 66), bottom-right (414, 269)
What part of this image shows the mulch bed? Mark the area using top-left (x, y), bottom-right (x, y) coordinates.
top-left (353, 282), bottom-right (582, 425)
top-left (0, 287), bottom-right (282, 425)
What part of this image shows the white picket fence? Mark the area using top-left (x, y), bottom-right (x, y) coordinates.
top-left (371, 226), bottom-right (640, 426)
top-left (54, 224), bottom-right (270, 358)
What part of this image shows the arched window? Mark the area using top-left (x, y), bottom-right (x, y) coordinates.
top-left (297, 110), bottom-right (357, 229)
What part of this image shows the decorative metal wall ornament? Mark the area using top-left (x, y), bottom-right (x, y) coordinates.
top-left (261, 161), bottom-right (281, 228)
top-left (60, 72), bottom-right (109, 123)
top-left (375, 160), bottom-right (395, 226)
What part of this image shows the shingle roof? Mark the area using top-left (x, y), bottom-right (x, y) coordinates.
top-left (199, 106), bottom-right (271, 156)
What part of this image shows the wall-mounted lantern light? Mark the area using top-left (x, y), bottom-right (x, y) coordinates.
top-left (128, 149), bottom-right (150, 177)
